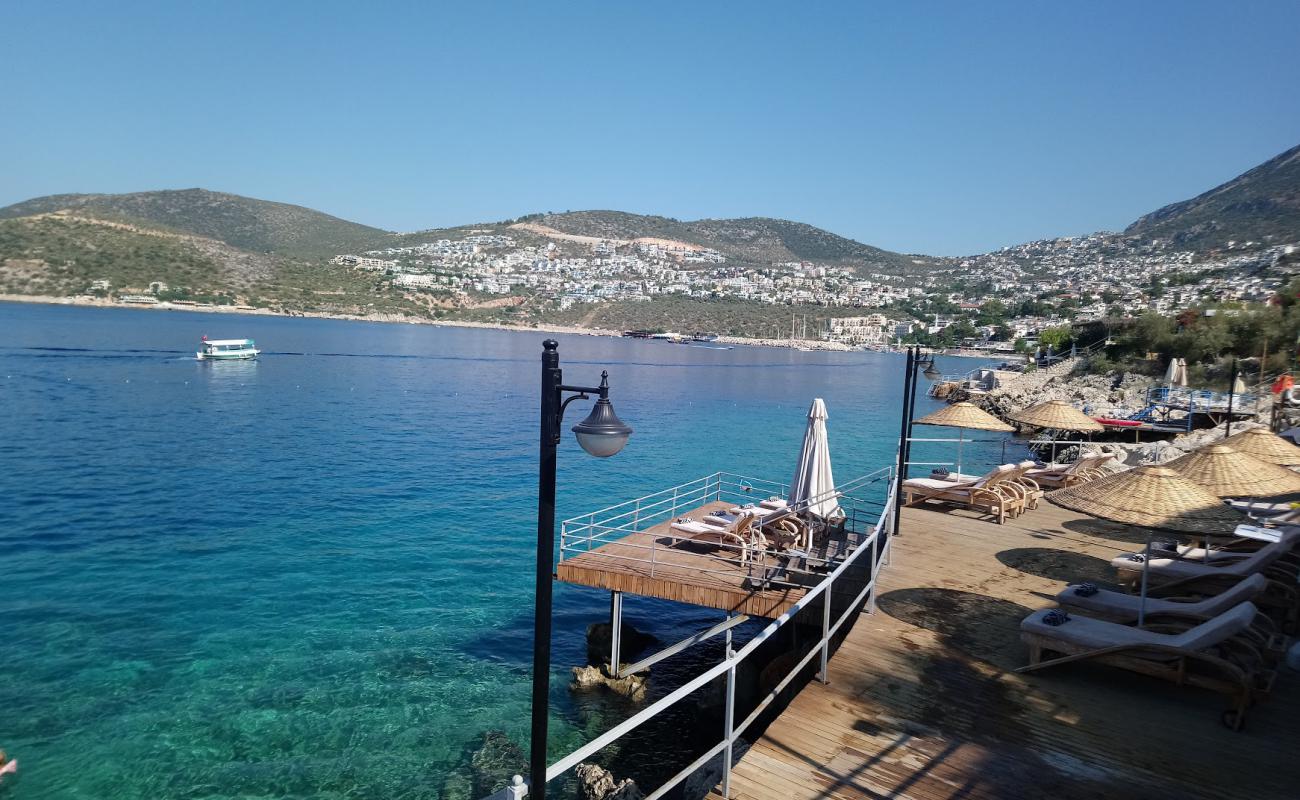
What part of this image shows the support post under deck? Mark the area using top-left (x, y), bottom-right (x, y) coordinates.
top-left (609, 591), bottom-right (623, 673)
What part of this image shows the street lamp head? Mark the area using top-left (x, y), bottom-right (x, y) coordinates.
top-left (572, 371), bottom-right (632, 457)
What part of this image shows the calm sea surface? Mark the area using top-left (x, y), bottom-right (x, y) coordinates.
top-left (0, 302), bottom-right (1017, 799)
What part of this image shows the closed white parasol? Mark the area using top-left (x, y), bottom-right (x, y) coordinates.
top-left (790, 398), bottom-right (843, 521)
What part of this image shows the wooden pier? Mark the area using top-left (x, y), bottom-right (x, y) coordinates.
top-left (556, 500), bottom-right (870, 618)
top-left (708, 502), bottom-right (1300, 800)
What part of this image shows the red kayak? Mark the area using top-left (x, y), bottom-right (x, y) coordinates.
top-left (1094, 417), bottom-right (1141, 427)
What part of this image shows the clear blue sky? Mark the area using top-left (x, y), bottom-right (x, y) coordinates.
top-left (3, 0), bottom-right (1297, 256)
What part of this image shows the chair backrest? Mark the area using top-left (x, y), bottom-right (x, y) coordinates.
top-left (1169, 601), bottom-right (1256, 650)
top-left (975, 464), bottom-right (1018, 489)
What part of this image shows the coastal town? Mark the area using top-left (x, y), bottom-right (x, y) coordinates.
top-left (321, 225), bottom-right (1298, 349)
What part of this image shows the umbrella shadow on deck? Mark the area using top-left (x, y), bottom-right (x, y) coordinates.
top-left (995, 547), bottom-right (1123, 589)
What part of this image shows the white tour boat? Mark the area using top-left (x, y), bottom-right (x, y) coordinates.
top-left (197, 337), bottom-right (260, 360)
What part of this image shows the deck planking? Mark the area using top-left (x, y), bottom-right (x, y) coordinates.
top-left (708, 502), bottom-right (1300, 800)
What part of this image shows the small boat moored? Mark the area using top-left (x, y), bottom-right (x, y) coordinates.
top-left (197, 336), bottom-right (260, 360)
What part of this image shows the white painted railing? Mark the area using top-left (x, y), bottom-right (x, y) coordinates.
top-left (536, 468), bottom-right (896, 799)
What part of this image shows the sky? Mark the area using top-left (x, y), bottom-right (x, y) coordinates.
top-left (2, 1), bottom-right (1298, 256)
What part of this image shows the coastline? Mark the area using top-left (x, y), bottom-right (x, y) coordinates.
top-left (0, 293), bottom-right (856, 351)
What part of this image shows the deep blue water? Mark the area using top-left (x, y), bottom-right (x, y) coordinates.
top-left (0, 302), bottom-right (1016, 799)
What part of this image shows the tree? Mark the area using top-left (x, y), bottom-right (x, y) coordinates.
top-left (1039, 325), bottom-right (1073, 350)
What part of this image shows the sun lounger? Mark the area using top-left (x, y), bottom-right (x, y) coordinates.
top-left (1018, 601), bottom-right (1274, 728)
top-left (1111, 531), bottom-right (1300, 584)
top-left (670, 511), bottom-right (763, 562)
top-left (1025, 453), bottom-right (1112, 489)
top-left (902, 464), bottom-right (1023, 523)
top-left (1057, 573), bottom-right (1268, 623)
top-left (931, 461), bottom-right (1043, 510)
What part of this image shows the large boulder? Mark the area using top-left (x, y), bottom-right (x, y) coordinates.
top-left (571, 664), bottom-right (648, 702)
top-left (586, 621), bottom-right (656, 665)
top-left (575, 763), bottom-right (644, 800)
top-left (469, 731), bottom-right (528, 798)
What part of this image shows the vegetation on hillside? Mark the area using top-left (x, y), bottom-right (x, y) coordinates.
top-left (547, 295), bottom-right (892, 339)
top-left (521, 210), bottom-right (939, 273)
top-left (1125, 143), bottom-right (1300, 251)
top-left (0, 189), bottom-right (391, 260)
top-left (1069, 280), bottom-right (1300, 387)
top-left (0, 216), bottom-right (231, 296)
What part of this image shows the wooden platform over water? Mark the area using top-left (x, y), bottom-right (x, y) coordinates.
top-left (556, 501), bottom-right (868, 618)
top-left (709, 502), bottom-right (1300, 800)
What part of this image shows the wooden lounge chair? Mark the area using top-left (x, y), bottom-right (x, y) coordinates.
top-left (1057, 573), bottom-right (1268, 621)
top-left (902, 464), bottom-right (1023, 523)
top-left (670, 511), bottom-right (762, 562)
top-left (1025, 452), bottom-right (1112, 489)
top-left (726, 501), bottom-right (811, 552)
top-left (1055, 575), bottom-right (1284, 657)
top-left (1018, 601), bottom-right (1274, 729)
top-left (1111, 530), bottom-right (1300, 584)
top-left (933, 461), bottom-right (1043, 511)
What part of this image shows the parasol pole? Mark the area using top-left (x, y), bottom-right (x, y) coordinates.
top-left (957, 428), bottom-right (964, 476)
top-left (1225, 358), bottom-right (1238, 438)
top-left (1138, 530), bottom-right (1152, 626)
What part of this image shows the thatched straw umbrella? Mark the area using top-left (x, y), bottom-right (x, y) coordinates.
top-left (1165, 444), bottom-right (1300, 498)
top-left (1008, 399), bottom-right (1103, 463)
top-left (1049, 466), bottom-right (1244, 623)
top-left (1220, 427), bottom-right (1300, 467)
top-left (915, 402), bottom-right (1013, 476)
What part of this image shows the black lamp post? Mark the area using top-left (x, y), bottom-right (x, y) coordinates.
top-left (531, 339), bottom-right (632, 800)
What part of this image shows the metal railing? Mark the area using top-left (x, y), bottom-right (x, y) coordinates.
top-left (537, 468), bottom-right (897, 799)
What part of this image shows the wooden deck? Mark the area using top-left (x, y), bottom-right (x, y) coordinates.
top-left (557, 501), bottom-right (869, 618)
top-left (709, 502), bottom-right (1300, 800)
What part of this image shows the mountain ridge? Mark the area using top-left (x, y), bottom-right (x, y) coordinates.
top-left (1124, 143), bottom-right (1300, 250)
top-left (0, 188), bottom-right (391, 260)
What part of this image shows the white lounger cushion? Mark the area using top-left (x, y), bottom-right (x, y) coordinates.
top-left (1111, 533), bottom-right (1295, 579)
top-left (670, 520), bottom-right (718, 536)
top-left (1022, 601), bottom-right (1257, 652)
top-left (1057, 574), bottom-right (1267, 620)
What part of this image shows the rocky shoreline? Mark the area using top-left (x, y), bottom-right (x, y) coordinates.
top-left (937, 361), bottom-right (1270, 469)
top-left (2, 294), bottom-right (859, 352)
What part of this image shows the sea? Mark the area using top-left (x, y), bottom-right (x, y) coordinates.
top-left (0, 302), bottom-right (1021, 799)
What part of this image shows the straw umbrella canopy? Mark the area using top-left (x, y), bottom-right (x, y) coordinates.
top-left (1049, 466), bottom-right (1246, 624)
top-left (1008, 400), bottom-right (1104, 433)
top-left (1048, 466), bottom-right (1244, 534)
top-left (914, 402), bottom-right (1013, 476)
top-left (1164, 444), bottom-right (1300, 498)
top-left (1008, 399), bottom-right (1102, 463)
top-left (1220, 427), bottom-right (1300, 466)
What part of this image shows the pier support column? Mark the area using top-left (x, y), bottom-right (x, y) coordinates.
top-left (609, 591), bottom-right (623, 675)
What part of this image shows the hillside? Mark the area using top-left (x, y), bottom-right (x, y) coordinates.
top-left (1125, 143), bottom-right (1300, 251)
top-left (0, 189), bottom-right (391, 259)
top-left (515, 210), bottom-right (939, 272)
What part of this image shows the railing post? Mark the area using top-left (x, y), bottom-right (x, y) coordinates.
top-left (818, 575), bottom-right (832, 684)
top-left (722, 618), bottom-right (736, 799)
top-left (868, 533), bottom-right (879, 614)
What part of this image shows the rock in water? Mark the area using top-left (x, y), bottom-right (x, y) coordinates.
top-left (470, 731), bottom-right (528, 798)
top-left (586, 621), bottom-right (656, 665)
top-left (571, 664), bottom-right (649, 701)
top-left (575, 763), bottom-right (645, 800)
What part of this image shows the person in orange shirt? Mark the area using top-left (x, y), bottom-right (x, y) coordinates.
top-left (0, 749), bottom-right (15, 782)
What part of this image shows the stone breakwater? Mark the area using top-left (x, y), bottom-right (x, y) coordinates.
top-left (946, 364), bottom-right (1156, 422)
top-left (942, 362), bottom-right (1274, 470)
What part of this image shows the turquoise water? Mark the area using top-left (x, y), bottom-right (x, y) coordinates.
top-left (0, 302), bottom-right (1015, 799)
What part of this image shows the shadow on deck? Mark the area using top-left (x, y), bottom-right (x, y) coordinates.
top-left (708, 502), bottom-right (1300, 800)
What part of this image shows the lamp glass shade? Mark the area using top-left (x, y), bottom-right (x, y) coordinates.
top-left (572, 398), bottom-right (632, 457)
